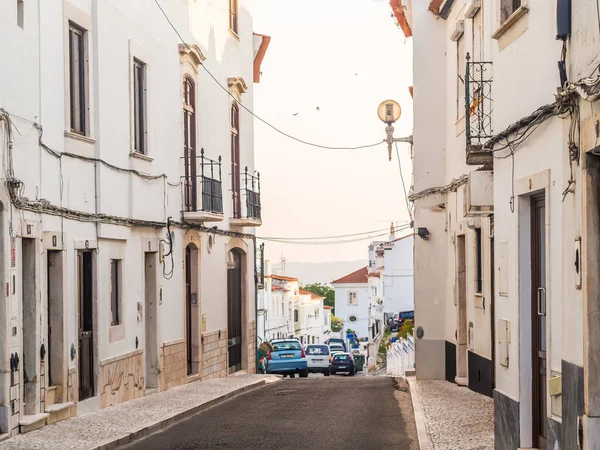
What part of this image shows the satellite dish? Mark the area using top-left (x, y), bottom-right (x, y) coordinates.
top-left (377, 99), bottom-right (402, 124)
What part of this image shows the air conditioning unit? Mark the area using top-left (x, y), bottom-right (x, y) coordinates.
top-left (465, 0), bottom-right (481, 19)
top-left (450, 20), bottom-right (464, 41)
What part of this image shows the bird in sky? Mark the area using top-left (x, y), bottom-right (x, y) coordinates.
top-left (316, 107), bottom-right (320, 111)
top-left (292, 113), bottom-right (299, 116)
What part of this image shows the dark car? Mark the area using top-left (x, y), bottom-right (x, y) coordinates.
top-left (325, 338), bottom-right (347, 351)
top-left (330, 353), bottom-right (356, 376)
top-left (397, 311), bottom-right (414, 326)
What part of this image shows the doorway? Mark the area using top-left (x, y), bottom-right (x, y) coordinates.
top-left (22, 238), bottom-right (37, 414)
top-left (47, 251), bottom-right (64, 392)
top-left (456, 235), bottom-right (468, 383)
top-left (78, 251), bottom-right (94, 401)
top-left (227, 250), bottom-right (243, 374)
top-left (531, 195), bottom-right (547, 448)
top-left (144, 253), bottom-right (158, 389)
top-left (185, 244), bottom-right (199, 375)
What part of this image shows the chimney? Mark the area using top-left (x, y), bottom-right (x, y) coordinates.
top-left (389, 222), bottom-right (396, 241)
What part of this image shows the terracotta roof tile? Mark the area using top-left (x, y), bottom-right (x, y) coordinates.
top-left (331, 266), bottom-right (369, 284)
top-left (267, 274), bottom-right (298, 281)
top-left (323, 305), bottom-right (334, 310)
top-left (368, 272), bottom-right (381, 278)
top-left (299, 289), bottom-right (324, 300)
top-left (390, 0), bottom-right (412, 38)
top-left (271, 286), bottom-right (285, 291)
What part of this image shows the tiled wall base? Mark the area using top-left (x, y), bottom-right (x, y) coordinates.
top-left (202, 329), bottom-right (228, 379)
top-left (494, 390), bottom-right (520, 450)
top-left (248, 321), bottom-right (256, 374)
top-left (159, 340), bottom-right (186, 391)
top-left (100, 349), bottom-right (144, 408)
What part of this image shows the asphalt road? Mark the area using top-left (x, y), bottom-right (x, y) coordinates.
top-left (121, 375), bottom-right (419, 450)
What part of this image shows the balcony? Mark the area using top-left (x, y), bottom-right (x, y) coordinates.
top-left (465, 53), bottom-right (493, 166)
top-left (181, 149), bottom-right (224, 223)
top-left (230, 167), bottom-right (262, 227)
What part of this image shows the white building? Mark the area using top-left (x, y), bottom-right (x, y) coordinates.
top-left (0, 0), bottom-right (269, 436)
top-left (332, 267), bottom-right (370, 339)
top-left (400, 0), bottom-right (600, 448)
top-left (381, 235), bottom-right (414, 315)
top-left (257, 268), bottom-right (330, 345)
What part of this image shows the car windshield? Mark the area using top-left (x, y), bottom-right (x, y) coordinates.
top-left (272, 341), bottom-right (302, 352)
top-left (330, 346), bottom-right (344, 351)
top-left (333, 354), bottom-right (350, 361)
top-left (306, 345), bottom-right (329, 355)
top-left (400, 312), bottom-right (413, 319)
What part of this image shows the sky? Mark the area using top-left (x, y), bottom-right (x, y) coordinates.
top-left (252, 0), bottom-right (413, 264)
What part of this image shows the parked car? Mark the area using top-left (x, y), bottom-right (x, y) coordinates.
top-left (325, 337), bottom-right (347, 351)
top-left (305, 344), bottom-right (331, 376)
top-left (266, 339), bottom-right (308, 378)
top-left (387, 310), bottom-right (415, 331)
top-left (328, 343), bottom-right (345, 356)
top-left (330, 353), bottom-right (356, 376)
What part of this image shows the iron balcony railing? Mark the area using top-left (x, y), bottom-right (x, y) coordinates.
top-left (182, 148), bottom-right (223, 214)
top-left (465, 53), bottom-right (493, 146)
top-left (243, 167), bottom-right (261, 221)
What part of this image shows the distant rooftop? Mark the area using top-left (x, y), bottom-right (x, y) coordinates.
top-left (331, 266), bottom-right (368, 285)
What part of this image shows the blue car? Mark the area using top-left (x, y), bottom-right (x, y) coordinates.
top-left (266, 339), bottom-right (308, 378)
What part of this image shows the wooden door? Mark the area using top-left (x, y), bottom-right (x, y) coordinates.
top-left (227, 251), bottom-right (242, 373)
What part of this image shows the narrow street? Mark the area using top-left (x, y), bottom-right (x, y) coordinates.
top-left (121, 376), bottom-right (418, 450)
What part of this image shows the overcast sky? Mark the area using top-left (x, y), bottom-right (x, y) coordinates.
top-left (252, 0), bottom-right (413, 264)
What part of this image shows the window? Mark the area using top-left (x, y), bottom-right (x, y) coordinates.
top-left (349, 315), bottom-right (358, 323)
top-left (231, 104), bottom-right (241, 218)
top-left (183, 77), bottom-right (196, 210)
top-left (110, 259), bottom-right (122, 326)
top-left (315, 309), bottom-right (320, 320)
top-left (457, 34), bottom-right (466, 119)
top-left (294, 309), bottom-right (299, 322)
top-left (68, 22), bottom-right (87, 135)
top-left (133, 59), bottom-right (147, 154)
top-left (272, 341), bottom-right (302, 352)
top-left (17, 0), bottom-right (24, 28)
top-left (348, 292), bottom-right (358, 306)
top-left (229, 0), bottom-right (238, 35)
top-left (501, 0), bottom-right (521, 23)
top-left (475, 228), bottom-right (483, 293)
top-left (472, 10), bottom-right (483, 61)
top-left (371, 286), bottom-right (377, 297)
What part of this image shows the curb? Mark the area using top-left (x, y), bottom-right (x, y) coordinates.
top-left (407, 377), bottom-right (432, 450)
top-left (91, 379), bottom-right (271, 450)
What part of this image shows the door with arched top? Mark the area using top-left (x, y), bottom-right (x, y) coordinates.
top-left (227, 250), bottom-right (242, 373)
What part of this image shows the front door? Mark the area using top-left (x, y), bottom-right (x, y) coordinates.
top-left (144, 253), bottom-right (158, 388)
top-left (185, 246), bottom-right (193, 375)
top-left (78, 251), bottom-right (94, 401)
top-left (531, 195), bottom-right (547, 448)
top-left (456, 235), bottom-right (467, 383)
top-left (227, 250), bottom-right (242, 373)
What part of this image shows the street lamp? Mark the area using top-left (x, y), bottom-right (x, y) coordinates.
top-left (377, 99), bottom-right (413, 161)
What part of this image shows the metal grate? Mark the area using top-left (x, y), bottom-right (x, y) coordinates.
top-left (457, 36), bottom-right (466, 120)
top-left (465, 53), bottom-right (493, 145)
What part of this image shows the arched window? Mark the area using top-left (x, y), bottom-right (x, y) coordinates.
top-left (231, 103), bottom-right (241, 218)
top-left (183, 77), bottom-right (197, 211)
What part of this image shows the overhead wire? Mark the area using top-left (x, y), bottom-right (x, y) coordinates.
top-left (259, 224), bottom-right (408, 241)
top-left (259, 225), bottom-right (413, 245)
top-left (153, 0), bottom-right (385, 151)
top-left (394, 141), bottom-right (413, 223)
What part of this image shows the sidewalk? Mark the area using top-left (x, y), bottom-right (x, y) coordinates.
top-left (408, 378), bottom-right (494, 450)
top-left (0, 374), bottom-right (280, 450)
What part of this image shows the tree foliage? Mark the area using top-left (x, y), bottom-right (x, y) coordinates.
top-left (300, 283), bottom-right (335, 311)
top-left (331, 315), bottom-right (343, 332)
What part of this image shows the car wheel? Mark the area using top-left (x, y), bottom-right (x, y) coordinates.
top-left (300, 369), bottom-right (309, 378)
top-left (331, 370), bottom-right (336, 376)
top-left (349, 368), bottom-right (355, 376)
top-left (324, 370), bottom-right (330, 377)
top-left (290, 373), bottom-right (295, 378)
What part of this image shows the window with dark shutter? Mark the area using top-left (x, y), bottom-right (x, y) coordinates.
top-left (133, 59), bottom-right (147, 154)
top-left (457, 35), bottom-right (466, 119)
top-left (68, 22), bottom-right (87, 135)
top-left (110, 259), bottom-right (121, 326)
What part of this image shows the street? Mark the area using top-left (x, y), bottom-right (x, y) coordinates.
top-left (121, 376), bottom-right (418, 450)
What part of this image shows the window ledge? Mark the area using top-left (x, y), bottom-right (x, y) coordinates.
top-left (129, 151), bottom-right (153, 163)
top-left (492, 5), bottom-right (529, 40)
top-left (228, 28), bottom-right (240, 41)
top-left (64, 130), bottom-right (96, 145)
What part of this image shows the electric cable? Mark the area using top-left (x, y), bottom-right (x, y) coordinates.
top-left (259, 224), bottom-right (408, 241)
top-left (153, 0), bottom-right (385, 151)
top-left (259, 226), bottom-right (412, 245)
top-left (394, 141), bottom-right (413, 223)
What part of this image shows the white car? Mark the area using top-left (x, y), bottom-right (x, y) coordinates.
top-left (305, 344), bottom-right (331, 376)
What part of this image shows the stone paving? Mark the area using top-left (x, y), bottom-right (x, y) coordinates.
top-left (413, 380), bottom-right (494, 450)
top-left (0, 374), bottom-right (279, 450)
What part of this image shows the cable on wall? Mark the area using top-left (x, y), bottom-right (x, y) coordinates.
top-left (153, 0), bottom-right (385, 151)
